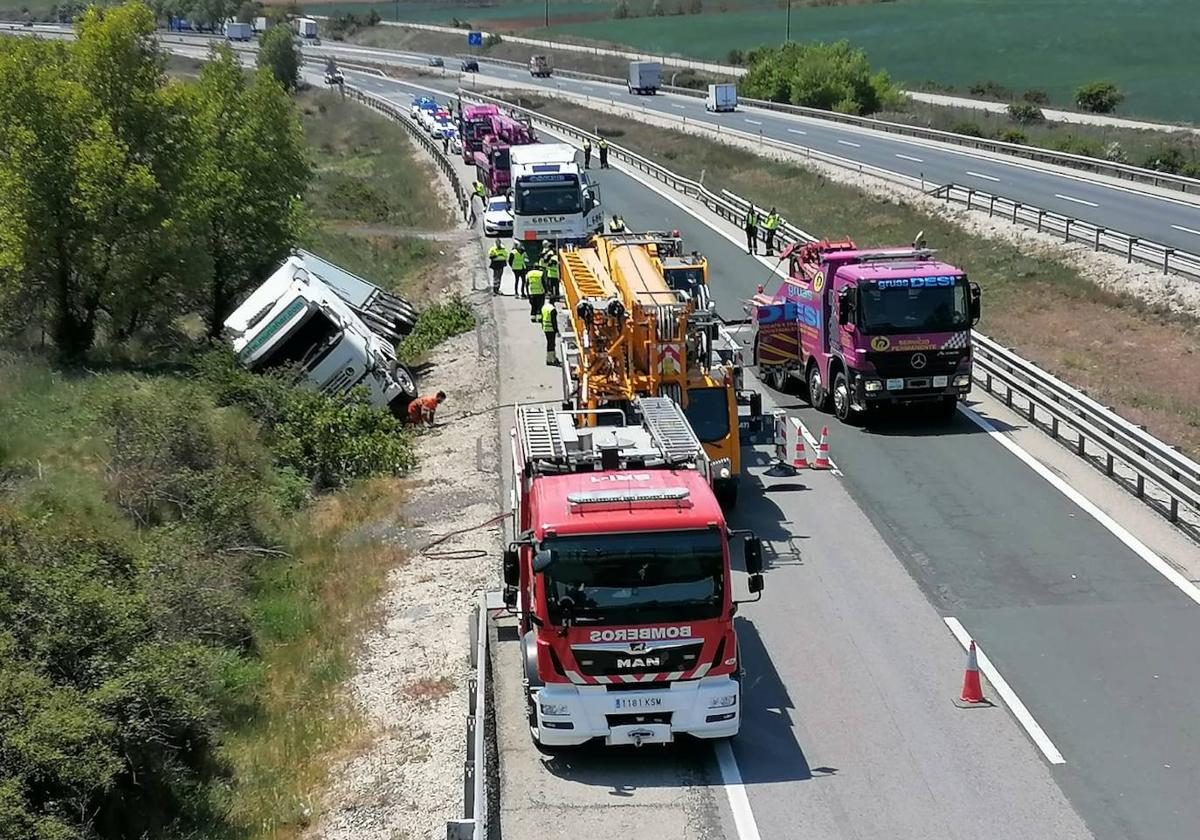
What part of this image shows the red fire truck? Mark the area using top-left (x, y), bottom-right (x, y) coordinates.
top-left (502, 397), bottom-right (764, 747)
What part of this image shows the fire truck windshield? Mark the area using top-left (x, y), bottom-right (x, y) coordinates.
top-left (542, 530), bottom-right (724, 625)
top-left (858, 276), bottom-right (969, 335)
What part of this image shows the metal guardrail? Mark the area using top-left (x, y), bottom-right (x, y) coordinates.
top-left (430, 40), bottom-right (1200, 197)
top-left (932, 183), bottom-right (1200, 280)
top-left (461, 90), bottom-right (1200, 530)
top-left (343, 86), bottom-right (470, 221)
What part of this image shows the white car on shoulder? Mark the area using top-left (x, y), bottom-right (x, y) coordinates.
top-left (483, 195), bottom-right (513, 237)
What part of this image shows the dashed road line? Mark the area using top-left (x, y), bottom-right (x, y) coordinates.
top-left (944, 617), bottom-right (1066, 765)
top-left (966, 170), bottom-right (1001, 182)
top-left (744, 118), bottom-right (763, 125)
top-left (895, 153), bottom-right (924, 163)
top-left (1054, 193), bottom-right (1100, 207)
top-left (838, 139), bottom-right (862, 148)
top-left (1171, 223), bottom-right (1200, 236)
top-left (787, 128), bottom-right (807, 135)
top-left (671, 103), bottom-right (686, 110)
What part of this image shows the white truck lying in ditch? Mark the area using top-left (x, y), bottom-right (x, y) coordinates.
top-left (224, 251), bottom-right (420, 416)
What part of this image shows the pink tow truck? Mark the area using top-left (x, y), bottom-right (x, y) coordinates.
top-left (459, 103), bottom-right (500, 164)
top-left (751, 239), bottom-right (981, 422)
top-left (473, 113), bottom-right (537, 194)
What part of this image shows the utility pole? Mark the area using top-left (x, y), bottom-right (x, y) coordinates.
top-left (786, 0), bottom-right (791, 42)
top-left (545, 0), bottom-right (549, 28)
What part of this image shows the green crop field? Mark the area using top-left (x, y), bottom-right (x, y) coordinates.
top-left (303, 0), bottom-right (1200, 124)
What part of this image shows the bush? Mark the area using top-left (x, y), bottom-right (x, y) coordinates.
top-left (396, 294), bottom-right (476, 363)
top-left (1050, 133), bottom-right (1104, 157)
top-left (1075, 80), bottom-right (1124, 113)
top-left (741, 40), bottom-right (901, 115)
top-left (951, 120), bottom-right (985, 138)
top-left (1139, 144), bottom-right (1187, 174)
top-left (1104, 141), bottom-right (1128, 163)
top-left (1000, 129), bottom-right (1028, 144)
top-left (968, 80), bottom-right (1013, 101)
top-left (688, 0), bottom-right (703, 12)
top-left (650, 0), bottom-right (666, 15)
top-left (483, 32), bottom-right (502, 48)
top-left (726, 48), bottom-right (744, 66)
top-left (1007, 102), bottom-right (1045, 124)
top-left (1022, 88), bottom-right (1050, 105)
top-left (613, 0), bottom-right (630, 18)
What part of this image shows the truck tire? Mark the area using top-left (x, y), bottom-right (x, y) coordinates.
top-left (715, 478), bottom-right (738, 509)
top-left (766, 365), bottom-right (789, 392)
top-left (521, 631), bottom-right (545, 745)
top-left (936, 395), bottom-right (960, 421)
top-left (807, 363), bottom-right (831, 412)
top-left (832, 371), bottom-right (857, 424)
top-left (392, 361), bottom-right (418, 398)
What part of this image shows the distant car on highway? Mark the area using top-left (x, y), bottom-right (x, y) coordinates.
top-left (430, 110), bottom-right (453, 138)
top-left (483, 195), bottom-right (513, 237)
top-left (461, 58), bottom-right (479, 72)
top-left (411, 95), bottom-right (436, 118)
top-left (427, 56), bottom-right (444, 67)
top-left (446, 128), bottom-right (462, 155)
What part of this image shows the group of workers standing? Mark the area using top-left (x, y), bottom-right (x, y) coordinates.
top-left (581, 137), bottom-right (610, 170)
top-left (484, 239), bottom-right (561, 366)
top-left (743, 206), bottom-right (781, 256)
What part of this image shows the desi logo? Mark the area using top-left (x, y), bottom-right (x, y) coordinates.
top-left (870, 336), bottom-right (891, 351)
top-left (588, 626), bottom-right (693, 642)
top-left (758, 302), bottom-right (820, 327)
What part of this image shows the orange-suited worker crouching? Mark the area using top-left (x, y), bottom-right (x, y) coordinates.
top-left (407, 391), bottom-right (447, 426)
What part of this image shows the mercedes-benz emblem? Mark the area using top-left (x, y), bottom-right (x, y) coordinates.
top-left (911, 353), bottom-right (928, 370)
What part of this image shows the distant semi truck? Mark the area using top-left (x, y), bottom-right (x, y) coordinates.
top-left (253, 16), bottom-right (267, 32)
top-left (295, 17), bottom-right (318, 39)
top-left (627, 60), bottom-right (660, 95)
top-left (706, 83), bottom-right (737, 113)
top-left (225, 21), bottom-right (251, 41)
top-left (530, 54), bottom-right (552, 77)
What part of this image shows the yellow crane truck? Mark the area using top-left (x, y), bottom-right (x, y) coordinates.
top-left (555, 231), bottom-right (750, 506)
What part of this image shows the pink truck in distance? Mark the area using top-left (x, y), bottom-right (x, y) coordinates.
top-left (459, 103), bottom-right (500, 164)
top-left (473, 113), bottom-right (537, 194)
top-left (750, 239), bottom-right (981, 423)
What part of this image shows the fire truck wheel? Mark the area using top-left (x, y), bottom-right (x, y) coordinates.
top-left (807, 363), bottom-right (830, 412)
top-left (832, 372), bottom-right (857, 425)
top-left (715, 479), bottom-right (738, 509)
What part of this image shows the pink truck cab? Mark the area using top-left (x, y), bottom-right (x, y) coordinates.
top-left (459, 103), bottom-right (500, 164)
top-left (752, 240), bottom-right (981, 422)
top-left (473, 113), bottom-right (537, 193)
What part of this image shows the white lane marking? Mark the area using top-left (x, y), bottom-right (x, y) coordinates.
top-left (1054, 193), bottom-right (1099, 207)
top-left (716, 741), bottom-right (764, 840)
top-left (672, 103), bottom-right (686, 110)
top-left (837, 139), bottom-right (862, 148)
top-left (966, 170), bottom-right (1001, 182)
top-left (787, 128), bottom-right (807, 135)
top-left (895, 153), bottom-right (924, 163)
top-left (959, 405), bottom-right (1200, 607)
top-left (944, 617), bottom-right (1066, 765)
top-left (1171, 224), bottom-right (1200, 236)
top-left (744, 118), bottom-right (763, 125)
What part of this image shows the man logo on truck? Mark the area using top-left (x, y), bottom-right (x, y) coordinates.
top-left (617, 656), bottom-right (663, 669)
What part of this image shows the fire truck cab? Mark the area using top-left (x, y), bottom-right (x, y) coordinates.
top-left (503, 398), bottom-right (764, 747)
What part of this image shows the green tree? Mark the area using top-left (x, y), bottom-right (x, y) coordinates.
top-left (257, 19), bottom-right (300, 91)
top-left (0, 3), bottom-right (191, 357)
top-left (650, 0), bottom-right (666, 15)
top-left (236, 0), bottom-right (259, 23)
top-left (1075, 80), bottom-right (1124, 113)
top-left (187, 46), bottom-right (309, 336)
top-left (741, 40), bottom-right (901, 115)
top-left (1006, 102), bottom-right (1044, 124)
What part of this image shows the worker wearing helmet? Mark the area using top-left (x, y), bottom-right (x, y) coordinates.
top-left (509, 242), bottom-right (529, 298)
top-left (526, 264), bottom-right (545, 322)
top-left (541, 300), bottom-right (559, 366)
top-left (609, 214), bottom-right (626, 233)
top-left (763, 207), bottom-right (780, 256)
top-left (540, 241), bottom-right (560, 301)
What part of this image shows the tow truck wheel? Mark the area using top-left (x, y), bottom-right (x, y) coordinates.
top-left (832, 372), bottom-right (857, 424)
top-left (807, 364), bottom-right (830, 412)
top-left (766, 365), bottom-right (789, 392)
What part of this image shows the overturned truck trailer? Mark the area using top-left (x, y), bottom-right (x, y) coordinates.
top-left (223, 252), bottom-right (421, 416)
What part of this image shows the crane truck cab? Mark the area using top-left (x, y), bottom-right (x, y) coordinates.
top-left (554, 231), bottom-right (759, 507)
top-left (503, 398), bottom-right (764, 748)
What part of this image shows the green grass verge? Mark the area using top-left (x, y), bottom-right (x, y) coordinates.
top-left (504, 93), bottom-right (1200, 456)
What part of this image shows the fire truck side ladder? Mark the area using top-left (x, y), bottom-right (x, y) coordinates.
top-left (638, 397), bottom-right (705, 464)
top-left (516, 405), bottom-right (568, 464)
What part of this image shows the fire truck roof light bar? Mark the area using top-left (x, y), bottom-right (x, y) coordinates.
top-left (567, 487), bottom-right (691, 506)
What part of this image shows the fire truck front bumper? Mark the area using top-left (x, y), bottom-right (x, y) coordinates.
top-left (534, 675), bottom-right (740, 747)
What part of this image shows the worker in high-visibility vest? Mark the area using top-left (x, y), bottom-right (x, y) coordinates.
top-left (526, 265), bottom-right (545, 322)
top-left (407, 391), bottom-right (447, 426)
top-left (487, 242), bottom-right (508, 294)
top-left (763, 207), bottom-right (780, 256)
top-left (541, 299), bottom-right (559, 366)
top-left (508, 242), bottom-right (529, 298)
top-left (609, 214), bottom-right (626, 233)
top-left (744, 207), bottom-right (759, 255)
top-left (540, 241), bottom-right (560, 301)
top-left (582, 138), bottom-right (592, 169)
top-left (598, 138), bottom-right (609, 169)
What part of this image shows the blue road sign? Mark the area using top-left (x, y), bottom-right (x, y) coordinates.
top-left (467, 31), bottom-right (483, 46)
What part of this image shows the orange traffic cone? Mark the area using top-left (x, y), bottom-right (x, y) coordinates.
top-left (959, 641), bottom-right (985, 704)
top-left (811, 426), bottom-right (832, 470)
top-left (792, 429), bottom-right (810, 470)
